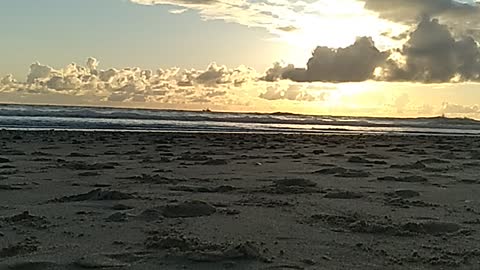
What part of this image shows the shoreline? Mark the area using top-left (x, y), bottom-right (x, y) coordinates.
top-left (1, 128), bottom-right (480, 137)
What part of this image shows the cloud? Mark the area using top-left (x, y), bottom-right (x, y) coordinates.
top-left (130, 0), bottom-right (305, 32)
top-left (129, 0), bottom-right (405, 50)
top-left (266, 17), bottom-right (480, 83)
top-left (1, 57), bottom-right (337, 109)
top-left (1, 75), bottom-right (16, 85)
top-left (27, 62), bottom-right (58, 84)
top-left (194, 63), bottom-right (255, 86)
top-left (306, 37), bottom-right (388, 82)
top-left (169, 8), bottom-right (188, 14)
top-left (260, 84), bottom-right (315, 101)
top-left (264, 37), bottom-right (389, 83)
top-left (441, 102), bottom-right (480, 114)
top-left (377, 16), bottom-right (480, 82)
top-left (259, 83), bottom-right (332, 102)
top-left (0, 58), bottom-right (258, 105)
top-left (277, 25), bottom-right (298, 32)
top-left (3, 58), bottom-right (480, 119)
top-left (360, 0), bottom-right (480, 29)
top-left (261, 62), bottom-right (296, 82)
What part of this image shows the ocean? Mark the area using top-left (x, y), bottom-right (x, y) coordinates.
top-left (0, 104), bottom-right (479, 135)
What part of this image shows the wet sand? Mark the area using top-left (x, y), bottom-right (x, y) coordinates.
top-left (0, 130), bottom-right (480, 269)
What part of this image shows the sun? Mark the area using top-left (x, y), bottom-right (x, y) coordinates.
top-left (272, 0), bottom-right (407, 66)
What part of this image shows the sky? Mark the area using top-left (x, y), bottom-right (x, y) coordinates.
top-left (1, 0), bottom-right (480, 118)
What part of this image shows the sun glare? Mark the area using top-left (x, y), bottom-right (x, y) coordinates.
top-left (275, 0), bottom-right (407, 66)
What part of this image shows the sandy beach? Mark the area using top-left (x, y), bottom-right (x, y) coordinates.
top-left (0, 130), bottom-right (480, 269)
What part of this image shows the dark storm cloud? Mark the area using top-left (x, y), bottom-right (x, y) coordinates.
top-left (361, 0), bottom-right (480, 24)
top-left (264, 37), bottom-right (389, 83)
top-left (303, 37), bottom-right (388, 82)
top-left (261, 63), bottom-right (296, 82)
top-left (264, 17), bottom-right (480, 83)
top-left (380, 16), bottom-right (480, 82)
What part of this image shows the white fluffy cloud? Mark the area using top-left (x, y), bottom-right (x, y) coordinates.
top-left (0, 58), bottom-right (330, 108)
top-left (0, 58), bottom-right (259, 105)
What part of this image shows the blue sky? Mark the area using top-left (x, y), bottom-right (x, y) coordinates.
top-left (0, 0), bottom-right (286, 79)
